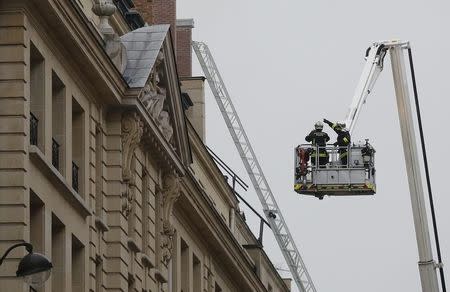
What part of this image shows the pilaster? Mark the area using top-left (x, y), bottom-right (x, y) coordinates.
top-left (0, 10), bottom-right (29, 292)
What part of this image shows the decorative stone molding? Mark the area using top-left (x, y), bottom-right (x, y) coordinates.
top-left (95, 254), bottom-right (103, 265)
top-left (122, 112), bottom-right (144, 181)
top-left (160, 172), bottom-right (181, 265)
top-left (139, 50), bottom-right (174, 142)
top-left (161, 173), bottom-right (181, 223)
top-left (141, 254), bottom-right (155, 269)
top-left (154, 268), bottom-right (168, 284)
top-left (127, 237), bottom-right (141, 253)
top-left (92, 0), bottom-right (116, 35)
top-left (121, 111), bottom-right (144, 217)
top-left (92, 0), bottom-right (127, 72)
top-left (160, 220), bottom-right (175, 266)
top-left (94, 215), bottom-right (109, 232)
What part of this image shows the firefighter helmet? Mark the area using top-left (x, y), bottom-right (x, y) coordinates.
top-left (315, 121), bottom-right (324, 130)
top-left (337, 121), bottom-right (346, 129)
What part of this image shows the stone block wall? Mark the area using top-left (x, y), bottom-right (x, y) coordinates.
top-left (0, 11), bottom-right (29, 292)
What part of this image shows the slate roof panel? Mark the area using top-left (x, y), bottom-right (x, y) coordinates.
top-left (120, 24), bottom-right (170, 88)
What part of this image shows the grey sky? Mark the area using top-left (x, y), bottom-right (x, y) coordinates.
top-left (177, 1), bottom-right (450, 291)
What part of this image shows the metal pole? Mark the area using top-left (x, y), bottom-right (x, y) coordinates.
top-left (389, 45), bottom-right (440, 292)
top-left (407, 48), bottom-right (446, 292)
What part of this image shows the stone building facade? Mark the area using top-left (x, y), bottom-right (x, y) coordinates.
top-left (0, 0), bottom-right (291, 292)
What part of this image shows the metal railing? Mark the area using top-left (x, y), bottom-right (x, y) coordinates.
top-left (206, 145), bottom-right (270, 245)
top-left (52, 138), bottom-right (60, 170)
top-left (296, 144), bottom-right (375, 170)
top-left (72, 161), bottom-right (79, 192)
top-left (30, 113), bottom-right (38, 146)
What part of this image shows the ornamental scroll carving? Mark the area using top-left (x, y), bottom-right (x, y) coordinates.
top-left (121, 112), bottom-right (144, 217)
top-left (139, 50), bottom-right (174, 143)
top-left (160, 173), bottom-right (181, 265)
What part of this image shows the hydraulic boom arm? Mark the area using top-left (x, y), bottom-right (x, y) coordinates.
top-left (345, 40), bottom-right (442, 292)
top-left (344, 42), bottom-right (388, 134)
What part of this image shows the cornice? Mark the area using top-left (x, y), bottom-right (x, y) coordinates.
top-left (177, 173), bottom-right (269, 292)
top-left (7, 0), bottom-right (129, 105)
top-left (120, 97), bottom-right (186, 177)
top-left (187, 122), bottom-right (239, 207)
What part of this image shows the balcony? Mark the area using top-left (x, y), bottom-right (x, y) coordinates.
top-left (72, 161), bottom-right (79, 193)
top-left (52, 138), bottom-right (60, 170)
top-left (30, 113), bottom-right (38, 146)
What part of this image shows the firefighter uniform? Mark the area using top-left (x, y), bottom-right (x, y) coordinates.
top-left (324, 119), bottom-right (351, 166)
top-left (305, 129), bottom-right (330, 167)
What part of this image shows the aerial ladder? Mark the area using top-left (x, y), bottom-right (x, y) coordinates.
top-left (296, 40), bottom-right (446, 292)
top-left (192, 41), bottom-right (317, 292)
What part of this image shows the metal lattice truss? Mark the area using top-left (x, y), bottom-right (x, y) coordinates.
top-left (192, 41), bottom-right (316, 292)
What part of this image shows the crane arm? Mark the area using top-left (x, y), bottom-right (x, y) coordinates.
top-left (347, 40), bottom-right (441, 292)
top-left (192, 41), bottom-right (317, 292)
top-left (344, 43), bottom-right (387, 134)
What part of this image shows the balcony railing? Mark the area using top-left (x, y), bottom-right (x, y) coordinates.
top-left (113, 0), bottom-right (145, 30)
top-left (30, 113), bottom-right (38, 146)
top-left (72, 161), bottom-right (79, 192)
top-left (52, 138), bottom-right (60, 170)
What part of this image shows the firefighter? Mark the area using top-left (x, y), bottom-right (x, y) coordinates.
top-left (305, 121), bottom-right (330, 167)
top-left (323, 119), bottom-right (351, 166)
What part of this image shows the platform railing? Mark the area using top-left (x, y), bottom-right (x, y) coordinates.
top-left (295, 143), bottom-right (376, 185)
top-left (298, 144), bottom-right (354, 170)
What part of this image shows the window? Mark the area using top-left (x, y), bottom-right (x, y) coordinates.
top-left (95, 125), bottom-right (104, 217)
top-left (180, 239), bottom-right (189, 292)
top-left (52, 214), bottom-right (65, 292)
top-left (30, 43), bottom-right (45, 152)
top-left (30, 191), bottom-right (44, 254)
top-left (193, 253), bottom-right (201, 292)
top-left (72, 97), bottom-right (85, 195)
top-left (72, 235), bottom-right (85, 292)
top-left (51, 72), bottom-right (65, 172)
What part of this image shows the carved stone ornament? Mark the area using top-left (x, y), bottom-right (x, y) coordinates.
top-left (160, 173), bottom-right (181, 265)
top-left (138, 50), bottom-right (174, 142)
top-left (121, 112), bottom-right (144, 217)
top-left (161, 220), bottom-right (175, 266)
top-left (122, 112), bottom-right (144, 180)
top-left (161, 173), bottom-right (181, 223)
top-left (91, 0), bottom-right (116, 35)
top-left (92, 0), bottom-right (126, 73)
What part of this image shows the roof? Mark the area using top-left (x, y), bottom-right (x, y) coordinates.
top-left (120, 24), bottom-right (170, 88)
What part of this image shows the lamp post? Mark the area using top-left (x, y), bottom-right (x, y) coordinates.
top-left (0, 242), bottom-right (52, 288)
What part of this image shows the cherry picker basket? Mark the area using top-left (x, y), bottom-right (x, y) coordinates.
top-left (294, 141), bottom-right (376, 198)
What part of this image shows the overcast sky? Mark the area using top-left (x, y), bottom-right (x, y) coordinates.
top-left (177, 1), bottom-right (450, 291)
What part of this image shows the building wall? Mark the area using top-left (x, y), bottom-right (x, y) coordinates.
top-left (181, 78), bottom-right (206, 142)
top-left (0, 2), bottom-right (291, 292)
top-left (0, 10), bottom-right (30, 292)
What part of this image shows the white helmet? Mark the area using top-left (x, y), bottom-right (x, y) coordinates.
top-left (337, 121), bottom-right (346, 129)
top-left (315, 121), bottom-right (323, 130)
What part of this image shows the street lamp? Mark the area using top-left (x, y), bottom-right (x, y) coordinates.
top-left (0, 242), bottom-right (52, 288)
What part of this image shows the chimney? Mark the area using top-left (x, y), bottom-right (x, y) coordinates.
top-left (181, 77), bottom-right (206, 141)
top-left (152, 0), bottom-right (177, 48)
top-left (176, 19), bottom-right (194, 77)
top-left (132, 0), bottom-right (153, 24)
top-left (132, 0), bottom-right (177, 47)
